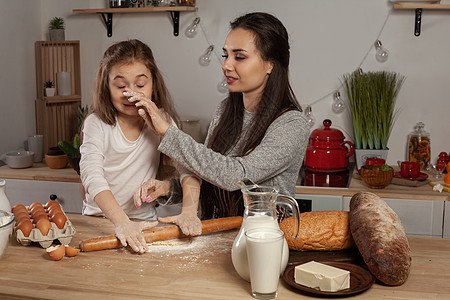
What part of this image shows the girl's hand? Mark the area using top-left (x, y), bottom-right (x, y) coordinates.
top-left (133, 179), bottom-right (172, 209)
top-left (159, 212), bottom-right (202, 236)
top-left (114, 219), bottom-right (158, 254)
top-left (124, 88), bottom-right (170, 136)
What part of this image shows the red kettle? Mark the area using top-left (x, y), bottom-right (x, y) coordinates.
top-left (305, 119), bottom-right (354, 172)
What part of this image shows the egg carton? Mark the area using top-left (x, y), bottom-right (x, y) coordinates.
top-left (15, 208), bottom-right (76, 248)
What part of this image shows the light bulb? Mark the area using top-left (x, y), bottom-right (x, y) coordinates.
top-left (199, 45), bottom-right (214, 66)
top-left (305, 105), bottom-right (315, 128)
top-left (374, 40), bottom-right (389, 63)
top-left (217, 77), bottom-right (228, 93)
top-left (185, 17), bottom-right (200, 38)
top-left (332, 91), bottom-right (345, 114)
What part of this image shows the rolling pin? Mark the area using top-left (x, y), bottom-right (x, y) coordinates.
top-left (79, 216), bottom-right (243, 252)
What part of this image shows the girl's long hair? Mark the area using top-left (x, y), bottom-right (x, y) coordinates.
top-left (201, 12), bottom-right (302, 219)
top-left (91, 39), bottom-right (180, 127)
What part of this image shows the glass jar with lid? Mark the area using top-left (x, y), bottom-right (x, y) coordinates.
top-left (407, 122), bottom-right (431, 170)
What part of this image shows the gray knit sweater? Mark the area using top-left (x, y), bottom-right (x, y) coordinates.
top-left (158, 100), bottom-right (309, 199)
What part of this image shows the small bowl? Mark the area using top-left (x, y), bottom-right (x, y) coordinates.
top-left (359, 165), bottom-right (394, 189)
top-left (0, 210), bottom-right (15, 258)
top-left (45, 154), bottom-right (68, 169)
top-left (5, 151), bottom-right (34, 168)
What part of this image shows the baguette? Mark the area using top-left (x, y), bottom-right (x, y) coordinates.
top-left (279, 211), bottom-right (354, 251)
top-left (349, 192), bottom-right (411, 286)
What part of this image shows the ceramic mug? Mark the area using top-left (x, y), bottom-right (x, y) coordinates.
top-left (398, 161), bottom-right (420, 178)
top-left (365, 158), bottom-right (386, 166)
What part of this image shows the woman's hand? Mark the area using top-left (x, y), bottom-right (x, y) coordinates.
top-left (159, 212), bottom-right (202, 236)
top-left (133, 179), bottom-right (172, 209)
top-left (124, 88), bottom-right (170, 136)
top-left (114, 219), bottom-right (158, 254)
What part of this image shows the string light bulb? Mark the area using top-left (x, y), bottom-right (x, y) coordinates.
top-left (199, 45), bottom-right (214, 66)
top-left (305, 105), bottom-right (315, 128)
top-left (332, 91), bottom-right (345, 113)
top-left (185, 17), bottom-right (200, 38)
top-left (374, 40), bottom-right (389, 63)
top-left (217, 77), bottom-right (228, 93)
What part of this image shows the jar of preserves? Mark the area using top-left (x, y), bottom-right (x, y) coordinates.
top-left (408, 122), bottom-right (430, 170)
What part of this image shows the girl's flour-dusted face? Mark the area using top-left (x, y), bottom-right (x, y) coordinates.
top-left (108, 61), bottom-right (153, 119)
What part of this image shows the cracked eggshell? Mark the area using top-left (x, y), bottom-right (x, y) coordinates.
top-left (46, 244), bottom-right (65, 261)
top-left (65, 245), bottom-right (80, 257)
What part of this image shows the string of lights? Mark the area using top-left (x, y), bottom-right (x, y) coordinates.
top-left (184, 9), bottom-right (392, 127)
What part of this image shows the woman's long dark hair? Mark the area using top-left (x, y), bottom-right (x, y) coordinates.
top-left (201, 12), bottom-right (302, 219)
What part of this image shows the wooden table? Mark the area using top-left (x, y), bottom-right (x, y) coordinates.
top-left (0, 214), bottom-right (449, 299)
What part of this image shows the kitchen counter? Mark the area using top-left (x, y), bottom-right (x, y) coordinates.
top-left (0, 163), bottom-right (79, 183)
top-left (1, 164), bottom-right (447, 201)
top-left (296, 168), bottom-right (450, 201)
top-left (0, 214), bottom-right (449, 299)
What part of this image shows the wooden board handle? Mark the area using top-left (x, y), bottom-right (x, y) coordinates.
top-left (79, 216), bottom-right (243, 252)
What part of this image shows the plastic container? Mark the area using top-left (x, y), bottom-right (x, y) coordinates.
top-left (407, 122), bottom-right (431, 170)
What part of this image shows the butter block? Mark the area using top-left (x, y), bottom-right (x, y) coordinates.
top-left (294, 261), bottom-right (350, 292)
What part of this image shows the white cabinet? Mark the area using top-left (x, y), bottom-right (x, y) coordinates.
top-left (444, 202), bottom-right (450, 238)
top-left (4, 178), bottom-right (83, 213)
top-left (343, 196), bottom-right (444, 238)
top-left (295, 193), bottom-right (343, 212)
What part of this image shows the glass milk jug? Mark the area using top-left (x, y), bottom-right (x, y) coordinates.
top-left (231, 180), bottom-right (300, 282)
top-left (0, 179), bottom-right (11, 212)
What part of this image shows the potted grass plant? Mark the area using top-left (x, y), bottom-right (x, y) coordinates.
top-left (342, 70), bottom-right (405, 169)
top-left (49, 17), bottom-right (65, 41)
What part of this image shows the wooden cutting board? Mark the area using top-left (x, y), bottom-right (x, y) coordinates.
top-left (289, 248), bottom-right (364, 265)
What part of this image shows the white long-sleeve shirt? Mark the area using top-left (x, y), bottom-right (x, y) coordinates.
top-left (80, 113), bottom-right (161, 220)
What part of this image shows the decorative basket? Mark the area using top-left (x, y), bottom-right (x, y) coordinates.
top-left (359, 165), bottom-right (394, 189)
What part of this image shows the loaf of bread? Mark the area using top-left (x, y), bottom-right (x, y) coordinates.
top-left (279, 211), bottom-right (354, 251)
top-left (349, 192), bottom-right (411, 286)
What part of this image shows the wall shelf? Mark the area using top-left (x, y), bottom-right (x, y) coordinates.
top-left (72, 7), bottom-right (198, 37)
top-left (393, 3), bottom-right (450, 36)
top-left (393, 3), bottom-right (450, 9)
top-left (35, 41), bottom-right (82, 151)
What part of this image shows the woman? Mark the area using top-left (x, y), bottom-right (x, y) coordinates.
top-left (132, 12), bottom-right (309, 221)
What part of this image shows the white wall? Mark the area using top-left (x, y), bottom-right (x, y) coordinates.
top-left (1, 0), bottom-right (449, 166)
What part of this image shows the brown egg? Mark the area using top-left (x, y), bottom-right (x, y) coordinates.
top-left (17, 219), bottom-right (34, 237)
top-left (47, 204), bottom-right (62, 213)
top-left (46, 244), bottom-right (65, 261)
top-left (48, 207), bottom-right (63, 219)
top-left (31, 208), bottom-right (47, 219)
top-left (14, 211), bottom-right (30, 223)
top-left (12, 204), bottom-right (27, 214)
top-left (30, 205), bottom-right (46, 215)
top-left (33, 213), bottom-right (49, 224)
top-left (64, 245), bottom-right (80, 257)
top-left (29, 202), bottom-right (43, 211)
top-left (45, 201), bottom-right (61, 210)
top-left (51, 212), bottom-right (67, 229)
top-left (36, 218), bottom-right (51, 236)
top-left (31, 209), bottom-right (47, 219)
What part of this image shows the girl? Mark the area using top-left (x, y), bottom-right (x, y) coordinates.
top-left (133, 12), bottom-right (309, 221)
top-left (80, 39), bottom-right (201, 254)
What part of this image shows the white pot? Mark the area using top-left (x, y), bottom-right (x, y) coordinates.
top-left (45, 88), bottom-right (55, 97)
